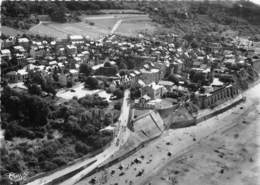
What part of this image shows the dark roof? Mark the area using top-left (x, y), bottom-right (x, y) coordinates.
top-left (95, 66), bottom-right (117, 76)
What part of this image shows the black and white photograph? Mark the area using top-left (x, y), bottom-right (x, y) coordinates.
top-left (0, 0), bottom-right (260, 185)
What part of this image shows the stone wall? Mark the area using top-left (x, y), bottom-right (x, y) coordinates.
top-left (199, 85), bottom-right (239, 109)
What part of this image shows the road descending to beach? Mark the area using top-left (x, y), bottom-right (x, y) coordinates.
top-left (27, 90), bottom-right (130, 185)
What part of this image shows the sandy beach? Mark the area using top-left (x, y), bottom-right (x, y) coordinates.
top-left (76, 81), bottom-right (260, 185)
top-left (143, 97), bottom-right (260, 185)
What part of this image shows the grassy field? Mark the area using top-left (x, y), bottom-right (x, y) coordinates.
top-left (28, 13), bottom-right (158, 40)
top-left (28, 22), bottom-right (109, 40)
top-left (116, 19), bottom-right (157, 36)
top-left (1, 26), bottom-right (25, 36)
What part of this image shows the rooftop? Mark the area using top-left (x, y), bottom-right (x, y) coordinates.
top-left (158, 80), bottom-right (174, 86)
top-left (211, 78), bottom-right (224, 87)
top-left (17, 69), bottom-right (28, 75)
top-left (18, 38), bottom-right (29, 43)
top-left (70, 35), bottom-right (84, 40)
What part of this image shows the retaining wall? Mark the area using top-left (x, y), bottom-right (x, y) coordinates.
top-left (170, 95), bottom-right (245, 129)
top-left (26, 96), bottom-right (245, 185)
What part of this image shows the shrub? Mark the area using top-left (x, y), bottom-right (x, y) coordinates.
top-left (114, 102), bottom-right (122, 110)
top-left (40, 161), bottom-right (58, 172)
top-left (52, 157), bottom-right (67, 166)
top-left (75, 141), bottom-right (92, 154)
top-left (85, 77), bottom-right (99, 89)
top-left (113, 89), bottom-right (123, 99)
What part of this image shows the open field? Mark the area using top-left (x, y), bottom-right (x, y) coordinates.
top-left (27, 13), bottom-right (158, 40)
top-left (1, 26), bottom-right (25, 36)
top-left (116, 19), bottom-right (157, 37)
top-left (28, 22), bottom-right (109, 40)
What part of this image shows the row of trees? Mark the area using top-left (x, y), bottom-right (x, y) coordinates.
top-left (1, 1), bottom-right (124, 27)
top-left (2, 1), bottom-right (123, 17)
top-left (193, 0), bottom-right (260, 25)
top-left (145, 1), bottom-right (260, 37)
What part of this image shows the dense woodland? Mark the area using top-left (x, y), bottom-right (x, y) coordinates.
top-left (1, 1), bottom-right (124, 29)
top-left (0, 85), bottom-right (120, 184)
top-left (143, 1), bottom-right (260, 38)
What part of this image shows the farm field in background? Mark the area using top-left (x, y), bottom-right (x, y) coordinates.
top-left (1, 26), bottom-right (25, 36)
top-left (28, 22), bottom-right (109, 40)
top-left (115, 20), bottom-right (158, 37)
top-left (27, 13), bottom-right (158, 40)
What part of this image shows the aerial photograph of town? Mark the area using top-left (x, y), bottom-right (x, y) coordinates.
top-left (0, 0), bottom-right (260, 185)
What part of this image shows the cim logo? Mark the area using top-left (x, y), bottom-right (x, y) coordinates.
top-left (8, 171), bottom-right (28, 182)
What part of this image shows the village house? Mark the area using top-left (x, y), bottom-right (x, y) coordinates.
top-left (192, 57), bottom-right (204, 68)
top-left (141, 82), bottom-right (166, 100)
top-left (69, 69), bottom-right (79, 83)
top-left (49, 60), bottom-right (58, 66)
top-left (15, 53), bottom-right (26, 66)
top-left (26, 57), bottom-right (36, 64)
top-left (129, 72), bottom-right (138, 86)
top-left (57, 62), bottom-right (65, 73)
top-left (134, 95), bottom-right (155, 110)
top-left (208, 42), bottom-right (222, 54)
top-left (77, 51), bottom-right (89, 63)
top-left (30, 45), bottom-right (45, 59)
top-left (66, 45), bottom-right (77, 56)
top-left (190, 67), bottom-right (212, 84)
top-left (140, 68), bottom-right (161, 84)
top-left (153, 61), bottom-right (168, 79)
top-left (69, 35), bottom-right (85, 46)
top-left (17, 69), bottom-right (29, 82)
top-left (13, 45), bottom-right (27, 55)
top-left (5, 71), bottom-right (18, 83)
top-left (56, 47), bottom-right (66, 56)
top-left (5, 69), bottom-right (28, 83)
top-left (171, 84), bottom-right (189, 94)
top-left (57, 56), bottom-right (67, 62)
top-left (18, 38), bottom-right (30, 50)
top-left (158, 80), bottom-right (174, 90)
top-left (2, 36), bottom-right (16, 48)
top-left (119, 72), bottom-right (138, 88)
top-left (171, 59), bottom-right (183, 74)
top-left (57, 73), bottom-right (67, 87)
top-left (1, 49), bottom-right (12, 61)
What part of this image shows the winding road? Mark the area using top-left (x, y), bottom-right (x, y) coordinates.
top-left (111, 20), bottom-right (122, 34)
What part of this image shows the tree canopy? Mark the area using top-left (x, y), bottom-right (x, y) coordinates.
top-left (79, 63), bottom-right (92, 77)
top-left (85, 77), bottom-right (99, 89)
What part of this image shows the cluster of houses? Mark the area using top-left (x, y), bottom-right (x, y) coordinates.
top-left (1, 32), bottom-right (259, 111)
top-left (1, 35), bottom-right (95, 87)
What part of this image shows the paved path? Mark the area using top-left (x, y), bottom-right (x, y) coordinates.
top-left (84, 14), bottom-right (143, 20)
top-left (26, 90), bottom-right (131, 185)
top-left (111, 19), bottom-right (122, 34)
